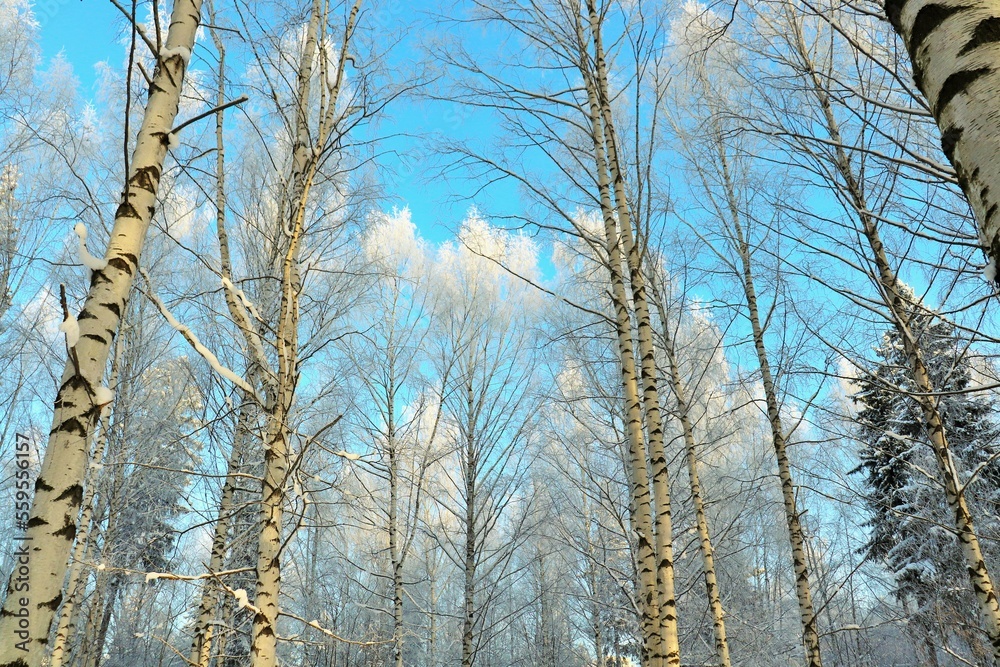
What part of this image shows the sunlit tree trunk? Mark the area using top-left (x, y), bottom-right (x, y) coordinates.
top-left (883, 0), bottom-right (1000, 269)
top-left (0, 4), bottom-right (202, 664)
top-left (48, 343), bottom-right (122, 667)
top-left (714, 128), bottom-right (824, 667)
top-left (650, 291), bottom-right (731, 667)
top-left (582, 5), bottom-right (680, 665)
top-left (249, 3), bottom-right (361, 665)
top-left (574, 9), bottom-right (662, 663)
top-left (790, 14), bottom-right (1000, 660)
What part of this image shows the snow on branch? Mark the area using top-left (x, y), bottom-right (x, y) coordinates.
top-left (221, 275), bottom-right (264, 323)
top-left (58, 312), bottom-right (79, 348)
top-left (140, 268), bottom-right (262, 402)
top-left (73, 223), bottom-right (108, 271)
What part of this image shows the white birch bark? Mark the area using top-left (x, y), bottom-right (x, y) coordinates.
top-left (650, 292), bottom-right (731, 667)
top-left (0, 4), bottom-right (202, 664)
top-left (47, 341), bottom-right (122, 667)
top-left (249, 3), bottom-right (361, 665)
top-left (884, 0), bottom-right (1000, 270)
top-left (713, 129), bottom-right (824, 667)
top-left (791, 14), bottom-right (1000, 658)
top-left (585, 7), bottom-right (680, 660)
top-left (573, 9), bottom-right (663, 662)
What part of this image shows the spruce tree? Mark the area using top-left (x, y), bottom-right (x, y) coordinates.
top-left (853, 303), bottom-right (1000, 660)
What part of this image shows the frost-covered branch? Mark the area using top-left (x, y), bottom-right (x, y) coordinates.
top-left (140, 268), bottom-right (262, 402)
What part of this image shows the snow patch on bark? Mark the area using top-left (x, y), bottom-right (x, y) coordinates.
top-left (160, 45), bottom-right (192, 65)
top-left (985, 258), bottom-right (997, 283)
top-left (334, 450), bottom-right (361, 461)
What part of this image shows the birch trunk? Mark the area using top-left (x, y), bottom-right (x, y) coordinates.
top-left (461, 422), bottom-right (476, 667)
top-left (883, 0), bottom-right (1000, 268)
top-left (389, 436), bottom-right (405, 667)
top-left (249, 2), bottom-right (320, 663)
top-left (47, 342), bottom-right (122, 667)
top-left (790, 15), bottom-right (1000, 658)
top-left (189, 397), bottom-right (253, 667)
top-left (249, 3), bottom-right (361, 664)
top-left (651, 294), bottom-right (731, 667)
top-left (714, 130), bottom-right (824, 667)
top-left (574, 9), bottom-right (662, 660)
top-left (584, 11), bottom-right (680, 664)
top-left (0, 6), bottom-right (201, 663)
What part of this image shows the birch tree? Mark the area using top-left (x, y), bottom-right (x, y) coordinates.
top-left (0, 3), bottom-right (202, 663)
top-left (882, 0), bottom-right (1000, 271)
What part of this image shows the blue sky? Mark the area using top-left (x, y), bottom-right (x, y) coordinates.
top-left (32, 0), bottom-right (526, 248)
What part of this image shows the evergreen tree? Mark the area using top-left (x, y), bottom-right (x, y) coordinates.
top-left (853, 303), bottom-right (1000, 661)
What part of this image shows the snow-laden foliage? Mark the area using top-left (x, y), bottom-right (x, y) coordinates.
top-left (853, 302), bottom-right (1000, 657)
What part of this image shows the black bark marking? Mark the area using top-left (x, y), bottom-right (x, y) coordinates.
top-left (55, 483), bottom-right (83, 505)
top-left (77, 310), bottom-right (98, 321)
top-left (89, 269), bottom-right (111, 288)
top-left (910, 4), bottom-right (968, 60)
top-left (25, 517), bottom-right (45, 528)
top-left (941, 125), bottom-right (963, 161)
top-left (59, 374), bottom-right (88, 393)
top-left (52, 520), bottom-right (75, 540)
top-left (82, 333), bottom-right (106, 344)
top-left (106, 256), bottom-right (134, 276)
top-left (130, 165), bottom-right (160, 193)
top-left (960, 16), bottom-right (1000, 55)
top-left (936, 67), bottom-right (991, 116)
top-left (885, 0), bottom-right (910, 32)
top-left (54, 417), bottom-right (88, 438)
top-left (114, 202), bottom-right (141, 220)
top-left (34, 478), bottom-right (53, 493)
top-left (103, 301), bottom-right (121, 318)
top-left (40, 592), bottom-right (62, 612)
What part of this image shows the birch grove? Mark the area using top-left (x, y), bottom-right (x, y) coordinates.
top-left (8, 0), bottom-right (1000, 665)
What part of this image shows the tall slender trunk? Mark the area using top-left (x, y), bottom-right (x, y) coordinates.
top-left (48, 341), bottom-right (122, 667)
top-left (650, 293), bottom-right (732, 667)
top-left (250, 6), bottom-right (360, 665)
top-left (85, 573), bottom-right (123, 667)
top-left (190, 397), bottom-right (253, 667)
top-left (0, 4), bottom-right (202, 664)
top-left (882, 0), bottom-right (1000, 268)
top-left (462, 381), bottom-right (477, 667)
top-left (713, 127), bottom-right (823, 666)
top-left (389, 438), bottom-right (405, 667)
top-left (574, 16), bottom-right (662, 657)
top-left (582, 5), bottom-right (680, 664)
top-left (789, 14), bottom-right (1000, 658)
